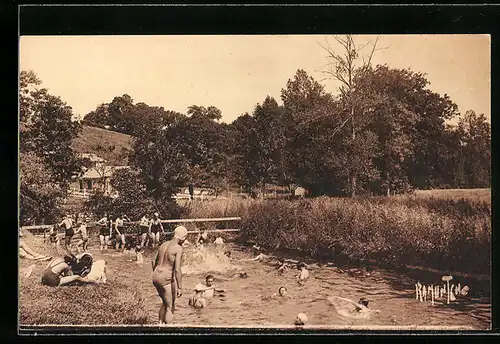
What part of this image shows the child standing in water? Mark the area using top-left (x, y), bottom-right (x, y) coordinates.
top-left (152, 226), bottom-right (188, 325)
top-left (297, 262), bottom-right (310, 285)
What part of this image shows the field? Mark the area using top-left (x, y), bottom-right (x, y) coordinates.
top-left (71, 125), bottom-right (133, 165)
top-left (19, 188), bottom-right (491, 328)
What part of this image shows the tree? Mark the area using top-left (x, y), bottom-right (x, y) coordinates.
top-left (251, 97), bottom-right (287, 194)
top-left (19, 70), bottom-right (82, 224)
top-left (455, 110), bottom-right (491, 188)
top-left (319, 35), bottom-right (383, 196)
top-left (85, 168), bottom-right (184, 220)
top-left (19, 152), bottom-right (65, 224)
top-left (187, 105), bottom-right (223, 121)
top-left (230, 113), bottom-right (260, 193)
top-left (280, 69), bottom-right (354, 196)
top-left (83, 94), bottom-right (135, 134)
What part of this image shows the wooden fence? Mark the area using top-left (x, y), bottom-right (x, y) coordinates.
top-left (21, 217), bottom-right (242, 237)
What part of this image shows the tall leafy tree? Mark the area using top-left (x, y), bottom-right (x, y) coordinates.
top-left (319, 35), bottom-right (383, 196)
top-left (281, 69), bottom-right (353, 195)
top-left (455, 110), bottom-right (491, 188)
top-left (20, 70), bottom-right (82, 223)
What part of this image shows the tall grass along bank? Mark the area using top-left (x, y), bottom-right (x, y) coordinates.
top-left (186, 194), bottom-right (490, 275)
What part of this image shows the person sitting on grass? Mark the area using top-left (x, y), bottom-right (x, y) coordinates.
top-left (188, 274), bottom-right (226, 309)
top-left (19, 231), bottom-right (51, 261)
top-left (41, 252), bottom-right (83, 287)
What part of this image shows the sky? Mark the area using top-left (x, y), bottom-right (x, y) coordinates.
top-left (19, 35), bottom-right (490, 125)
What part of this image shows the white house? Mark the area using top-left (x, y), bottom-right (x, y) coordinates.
top-left (69, 153), bottom-right (129, 197)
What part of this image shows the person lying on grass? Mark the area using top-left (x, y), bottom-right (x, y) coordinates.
top-left (19, 231), bottom-right (51, 261)
top-left (188, 274), bottom-right (226, 309)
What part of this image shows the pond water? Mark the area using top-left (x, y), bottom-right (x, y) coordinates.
top-left (94, 242), bottom-right (490, 330)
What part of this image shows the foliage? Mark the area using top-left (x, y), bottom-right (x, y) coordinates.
top-left (222, 194), bottom-right (490, 275)
top-left (84, 168), bottom-right (184, 220)
top-left (453, 110), bottom-right (491, 188)
top-left (19, 70), bottom-right (83, 224)
top-left (19, 152), bottom-right (65, 224)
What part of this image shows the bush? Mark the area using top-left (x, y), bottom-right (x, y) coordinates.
top-left (209, 195), bottom-right (491, 275)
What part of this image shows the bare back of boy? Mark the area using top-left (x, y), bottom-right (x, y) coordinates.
top-left (152, 239), bottom-right (183, 323)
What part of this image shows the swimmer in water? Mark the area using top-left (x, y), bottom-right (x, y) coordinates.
top-left (327, 296), bottom-right (380, 319)
top-left (278, 286), bottom-right (288, 297)
top-left (152, 225), bottom-right (188, 325)
top-left (188, 274), bottom-right (226, 309)
top-left (209, 271), bottom-right (248, 282)
top-left (257, 286), bottom-right (292, 301)
top-left (242, 253), bottom-right (271, 262)
top-left (196, 228), bottom-right (209, 246)
top-left (276, 260), bottom-right (288, 274)
top-left (297, 262), bottom-right (310, 285)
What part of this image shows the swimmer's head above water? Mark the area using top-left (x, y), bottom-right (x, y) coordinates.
top-left (205, 275), bottom-right (215, 287)
top-left (297, 262), bottom-right (306, 270)
top-left (278, 286), bottom-right (288, 297)
top-left (358, 297), bottom-right (370, 307)
top-left (173, 226), bottom-right (188, 243)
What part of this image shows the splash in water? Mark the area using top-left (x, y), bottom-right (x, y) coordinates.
top-left (181, 244), bottom-right (242, 275)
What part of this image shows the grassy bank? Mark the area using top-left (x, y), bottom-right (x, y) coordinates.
top-left (19, 230), bottom-right (148, 325)
top-left (185, 190), bottom-right (491, 275)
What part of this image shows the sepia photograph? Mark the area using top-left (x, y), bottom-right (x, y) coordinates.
top-left (18, 34), bottom-right (491, 331)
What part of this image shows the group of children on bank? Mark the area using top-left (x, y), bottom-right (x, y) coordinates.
top-left (48, 211), bottom-right (172, 254)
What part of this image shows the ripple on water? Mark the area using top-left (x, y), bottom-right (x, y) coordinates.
top-left (113, 244), bottom-right (490, 329)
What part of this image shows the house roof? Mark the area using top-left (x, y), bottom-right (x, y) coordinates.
top-left (78, 153), bottom-right (107, 163)
top-left (80, 165), bottom-right (129, 179)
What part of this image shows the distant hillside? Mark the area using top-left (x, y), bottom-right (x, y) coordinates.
top-left (72, 125), bottom-right (133, 165)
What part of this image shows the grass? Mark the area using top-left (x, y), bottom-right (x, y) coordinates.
top-left (183, 189), bottom-right (491, 275)
top-left (19, 230), bottom-right (148, 325)
top-left (71, 125), bottom-right (133, 165)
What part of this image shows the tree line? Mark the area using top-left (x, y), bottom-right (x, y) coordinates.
top-left (19, 36), bottom-right (490, 223)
